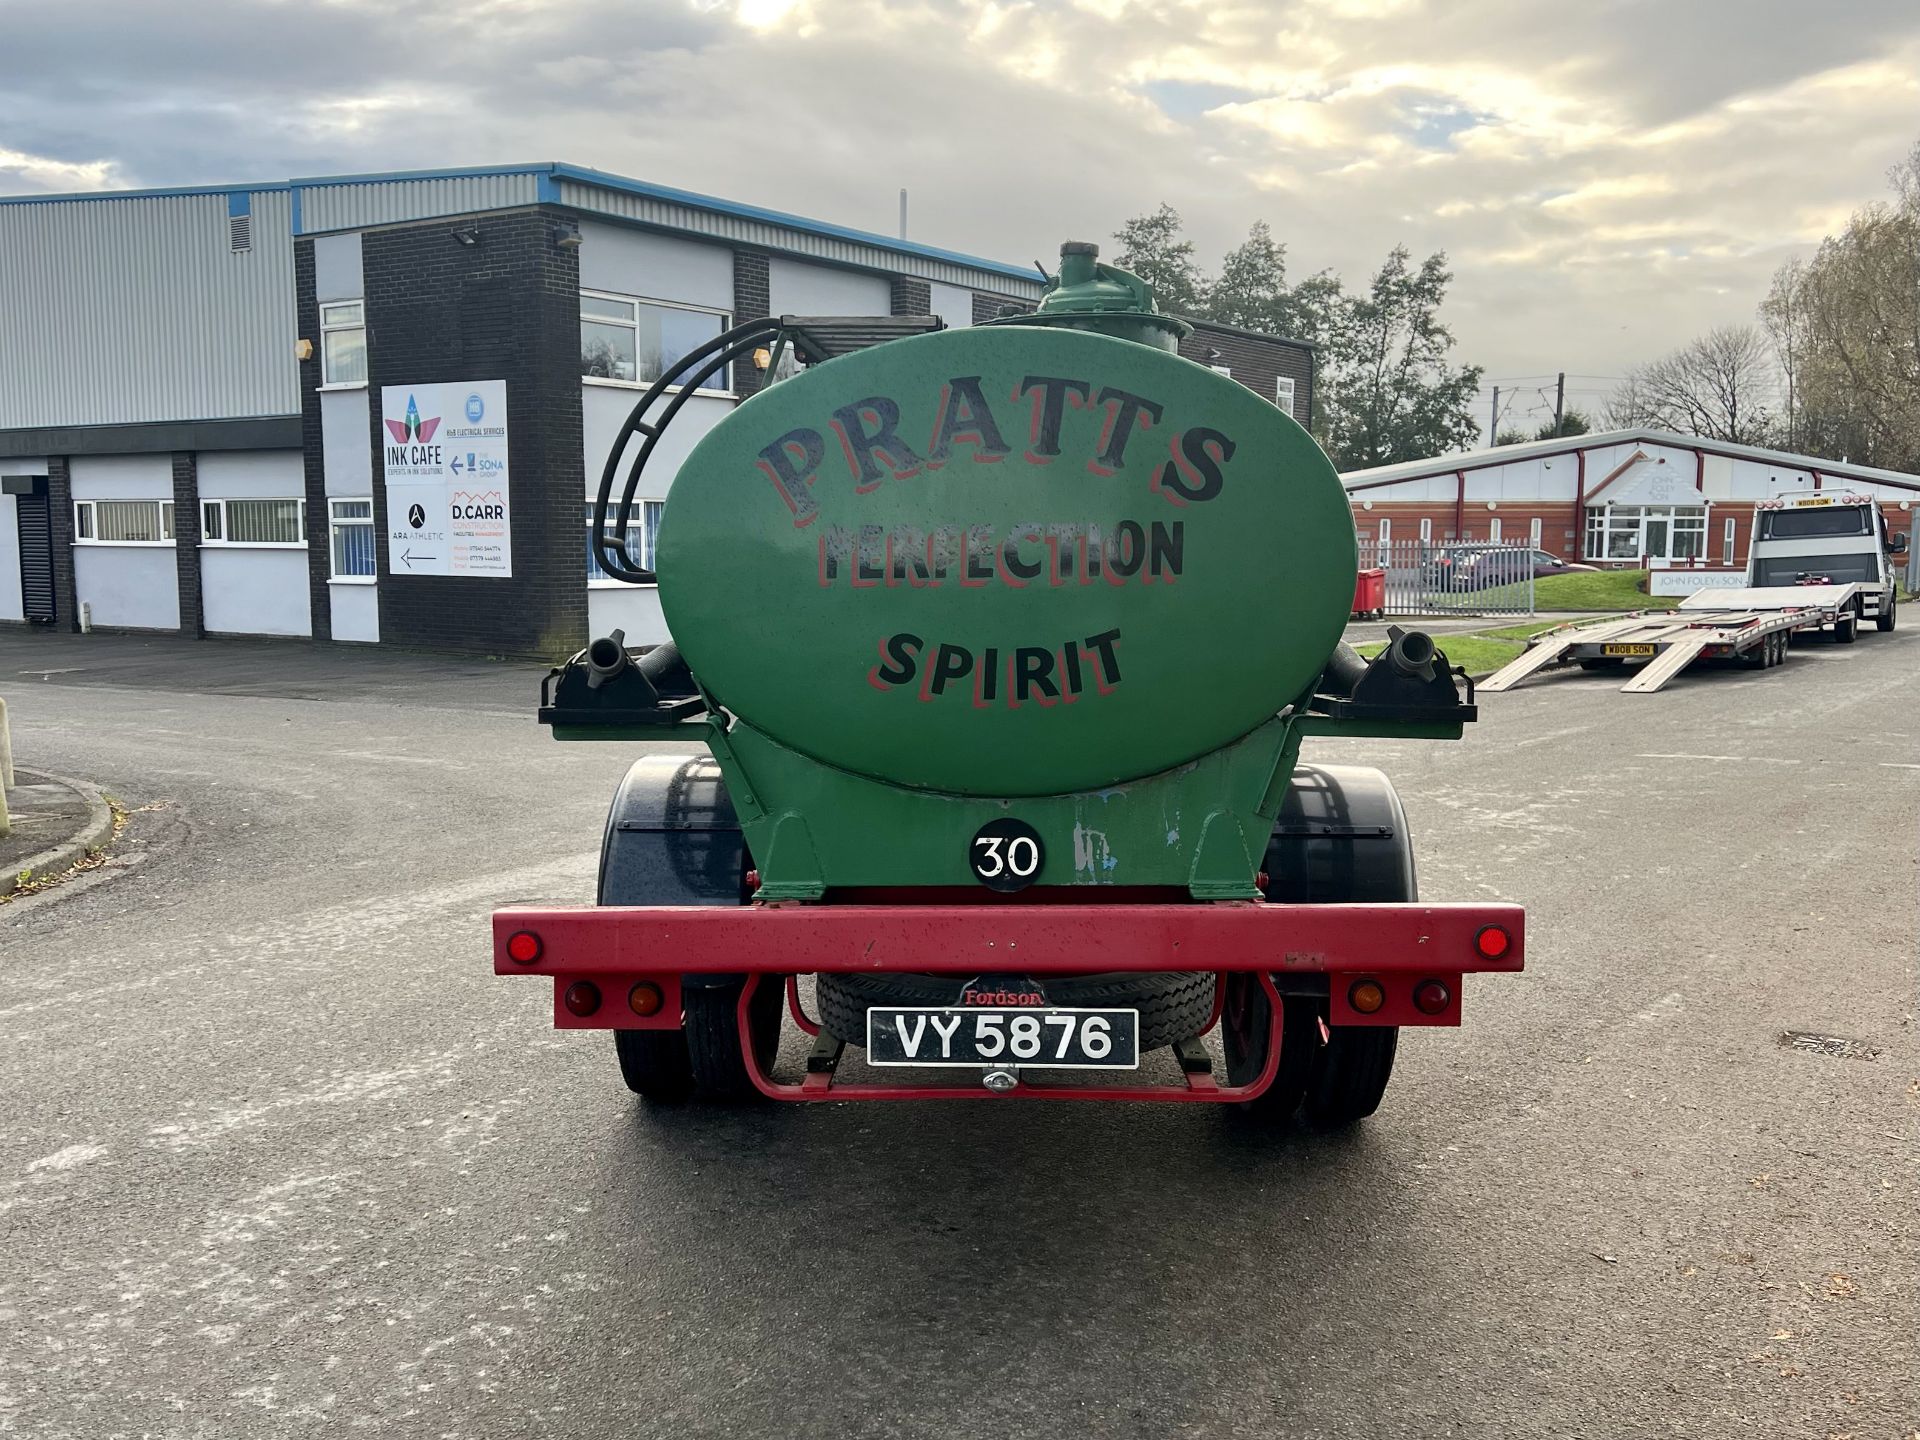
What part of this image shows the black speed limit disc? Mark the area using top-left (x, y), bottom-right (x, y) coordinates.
top-left (969, 818), bottom-right (1045, 892)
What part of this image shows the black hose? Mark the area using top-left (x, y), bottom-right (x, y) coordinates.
top-left (1319, 642), bottom-right (1369, 697)
top-left (591, 318), bottom-right (786, 583)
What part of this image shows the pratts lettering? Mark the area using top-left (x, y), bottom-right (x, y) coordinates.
top-left (926, 376), bottom-right (1013, 468)
top-left (1154, 427), bottom-right (1236, 507)
top-left (1015, 375), bottom-right (1093, 464)
top-left (869, 627), bottom-right (1124, 708)
top-left (756, 428), bottom-right (827, 526)
top-left (829, 396), bottom-right (924, 492)
top-left (818, 521), bottom-right (1183, 588)
top-left (1088, 387), bottom-right (1164, 477)
top-left (762, 374), bottom-right (1235, 527)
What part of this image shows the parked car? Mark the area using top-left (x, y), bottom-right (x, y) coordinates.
top-left (1424, 545), bottom-right (1595, 591)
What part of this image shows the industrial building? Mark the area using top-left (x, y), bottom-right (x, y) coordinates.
top-left (0, 163), bottom-right (1314, 654)
top-left (1343, 428), bottom-right (1920, 585)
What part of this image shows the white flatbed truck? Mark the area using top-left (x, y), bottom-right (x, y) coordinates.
top-left (1482, 584), bottom-right (1866, 694)
top-left (1483, 491), bottom-right (1905, 695)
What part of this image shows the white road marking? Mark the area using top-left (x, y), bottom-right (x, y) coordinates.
top-left (25, 1143), bottom-right (106, 1172)
top-left (1636, 753), bottom-right (1802, 765)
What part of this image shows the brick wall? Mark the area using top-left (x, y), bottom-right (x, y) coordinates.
top-left (361, 206), bottom-right (585, 658)
top-left (170, 451), bottom-right (203, 635)
top-left (292, 237), bottom-right (334, 640)
top-left (45, 455), bottom-right (76, 630)
top-left (890, 276), bottom-right (931, 316)
top-left (1181, 321), bottom-right (1314, 428)
top-left (732, 250), bottom-right (770, 396)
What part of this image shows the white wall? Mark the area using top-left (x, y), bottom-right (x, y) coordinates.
top-left (193, 450), bottom-right (312, 637)
top-left (579, 222), bottom-right (734, 310)
top-left (197, 449), bottom-right (305, 499)
top-left (314, 232), bottom-right (363, 303)
top-left (330, 582), bottom-right (379, 643)
top-left (589, 584), bottom-right (669, 647)
top-left (69, 453), bottom-right (171, 500)
top-left (0, 492), bottom-right (21, 621)
top-left (201, 548), bottom-right (312, 636)
top-left (767, 257), bottom-right (890, 316)
top-left (74, 545), bottom-right (179, 630)
top-left (585, 387), bottom-right (732, 500)
top-left (929, 282), bottom-right (973, 330)
top-left (321, 390), bottom-right (373, 495)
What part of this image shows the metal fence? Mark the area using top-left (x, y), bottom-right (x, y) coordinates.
top-left (1356, 538), bottom-right (1538, 617)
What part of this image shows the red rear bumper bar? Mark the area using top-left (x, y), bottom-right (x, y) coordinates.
top-left (493, 901), bottom-right (1524, 977)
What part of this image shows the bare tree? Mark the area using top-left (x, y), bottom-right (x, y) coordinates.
top-left (1606, 325), bottom-right (1779, 444)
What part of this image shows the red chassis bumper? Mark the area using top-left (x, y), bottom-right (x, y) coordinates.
top-left (493, 901), bottom-right (1524, 1103)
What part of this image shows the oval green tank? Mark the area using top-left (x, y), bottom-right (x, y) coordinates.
top-left (656, 325), bottom-right (1356, 797)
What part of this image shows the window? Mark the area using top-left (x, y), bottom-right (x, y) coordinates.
top-left (330, 499), bottom-right (375, 578)
top-left (1275, 376), bottom-right (1297, 419)
top-left (581, 291), bottom-right (730, 390)
top-left (1419, 517), bottom-right (1432, 544)
top-left (1585, 504), bottom-right (1707, 562)
top-left (1210, 364), bottom-right (1233, 378)
top-left (1488, 518), bottom-right (1502, 543)
top-left (1376, 518), bottom-right (1391, 564)
top-left (74, 499), bottom-right (173, 544)
top-left (587, 500), bottom-right (666, 580)
top-left (1723, 516), bottom-right (1736, 565)
top-left (202, 498), bottom-right (306, 546)
top-left (1529, 517), bottom-right (1543, 547)
top-left (1758, 506), bottom-right (1871, 540)
top-left (320, 300), bottom-right (366, 386)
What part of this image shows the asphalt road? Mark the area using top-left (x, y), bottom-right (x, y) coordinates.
top-left (1, 626), bottom-right (1914, 1438)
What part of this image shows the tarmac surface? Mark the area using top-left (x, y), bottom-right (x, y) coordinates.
top-left (0, 623), bottom-right (1914, 1437)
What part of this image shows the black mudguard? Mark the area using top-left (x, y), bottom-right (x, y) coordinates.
top-left (1262, 763), bottom-right (1417, 905)
top-left (598, 755), bottom-right (748, 989)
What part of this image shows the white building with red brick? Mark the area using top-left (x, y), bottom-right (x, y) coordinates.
top-left (1342, 428), bottom-right (1920, 581)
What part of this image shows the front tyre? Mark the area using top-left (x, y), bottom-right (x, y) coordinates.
top-left (1877, 593), bottom-right (1896, 632)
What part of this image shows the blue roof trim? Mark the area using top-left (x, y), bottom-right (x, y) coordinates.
top-left (0, 181), bottom-right (289, 206)
top-left (289, 185), bottom-right (303, 236)
top-left (1, 160), bottom-right (1041, 285)
top-left (227, 191), bottom-right (251, 218)
top-left (548, 163), bottom-right (1040, 284)
top-left (285, 162), bottom-right (555, 189)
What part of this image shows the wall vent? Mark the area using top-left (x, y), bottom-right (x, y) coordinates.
top-left (229, 213), bottom-right (252, 252)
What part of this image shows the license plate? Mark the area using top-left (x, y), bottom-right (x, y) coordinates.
top-left (866, 1006), bottom-right (1140, 1069)
top-left (1603, 643), bottom-right (1656, 656)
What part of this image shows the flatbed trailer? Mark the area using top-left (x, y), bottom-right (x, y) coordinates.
top-left (1481, 583), bottom-right (1867, 694)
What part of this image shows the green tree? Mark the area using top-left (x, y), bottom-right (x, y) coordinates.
top-left (1535, 409), bottom-right (1591, 440)
top-left (1205, 221), bottom-right (1287, 329)
top-left (1319, 247), bottom-right (1483, 469)
top-left (1111, 203), bottom-right (1203, 314)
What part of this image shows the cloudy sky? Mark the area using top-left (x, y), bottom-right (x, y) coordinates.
top-left (4, 0), bottom-right (1915, 434)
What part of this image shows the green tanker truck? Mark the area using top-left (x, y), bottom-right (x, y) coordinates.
top-left (493, 242), bottom-right (1524, 1123)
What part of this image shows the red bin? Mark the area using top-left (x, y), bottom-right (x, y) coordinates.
top-left (1352, 567), bottom-right (1386, 620)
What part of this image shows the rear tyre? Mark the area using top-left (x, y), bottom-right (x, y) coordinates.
top-left (1222, 975), bottom-right (1320, 1122)
top-left (1878, 594), bottom-right (1896, 633)
top-left (613, 1029), bottom-right (694, 1102)
top-left (684, 979), bottom-right (784, 1100)
top-left (1301, 1026), bottom-right (1399, 1128)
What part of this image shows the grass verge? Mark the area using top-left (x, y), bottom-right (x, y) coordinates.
top-left (1533, 569), bottom-right (1679, 612)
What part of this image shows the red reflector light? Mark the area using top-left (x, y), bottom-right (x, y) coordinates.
top-left (1347, 978), bottom-right (1386, 1014)
top-left (506, 931), bottom-right (542, 964)
top-left (628, 981), bottom-right (664, 1017)
top-left (1475, 925), bottom-right (1511, 960)
top-left (1413, 979), bottom-right (1452, 1015)
top-left (563, 981), bottom-right (601, 1017)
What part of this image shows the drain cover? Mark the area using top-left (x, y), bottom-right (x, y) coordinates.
top-left (1778, 1031), bottom-right (1882, 1062)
